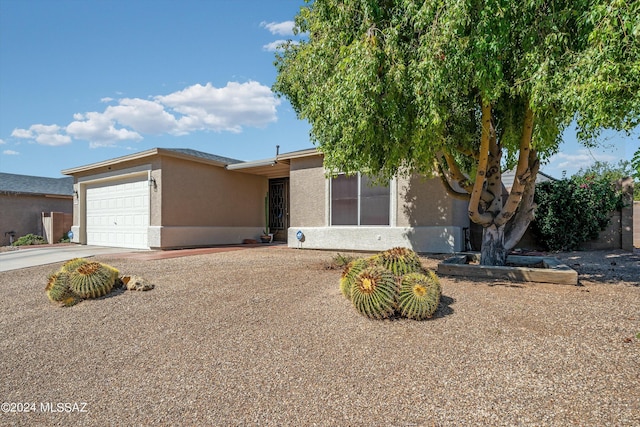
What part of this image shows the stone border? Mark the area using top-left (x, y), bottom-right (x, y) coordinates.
top-left (438, 253), bottom-right (578, 285)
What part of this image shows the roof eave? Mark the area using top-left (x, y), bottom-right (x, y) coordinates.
top-left (61, 148), bottom-right (233, 176)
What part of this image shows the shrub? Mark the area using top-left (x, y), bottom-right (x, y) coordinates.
top-left (532, 175), bottom-right (625, 251)
top-left (12, 234), bottom-right (46, 246)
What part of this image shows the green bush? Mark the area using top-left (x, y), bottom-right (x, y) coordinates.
top-left (532, 175), bottom-right (625, 251)
top-left (12, 234), bottom-right (46, 246)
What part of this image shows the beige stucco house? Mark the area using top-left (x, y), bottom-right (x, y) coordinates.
top-left (61, 147), bottom-right (470, 252)
top-left (0, 173), bottom-right (73, 246)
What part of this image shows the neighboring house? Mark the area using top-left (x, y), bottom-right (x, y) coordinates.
top-left (62, 147), bottom-right (470, 252)
top-left (0, 172), bottom-right (73, 246)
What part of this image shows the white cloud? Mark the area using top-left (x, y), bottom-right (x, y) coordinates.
top-left (11, 124), bottom-right (71, 146)
top-left (3, 150), bottom-right (19, 155)
top-left (105, 98), bottom-right (178, 135)
top-left (157, 81), bottom-right (280, 133)
top-left (549, 149), bottom-right (618, 170)
top-left (10, 81), bottom-right (280, 148)
top-left (0, 138), bottom-right (5, 145)
top-left (66, 111), bottom-right (143, 148)
top-left (101, 97), bottom-right (114, 103)
top-left (11, 128), bottom-right (33, 139)
top-left (261, 20), bottom-right (295, 36)
top-left (262, 39), bottom-right (299, 52)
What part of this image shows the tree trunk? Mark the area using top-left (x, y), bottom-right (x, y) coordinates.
top-left (480, 224), bottom-right (507, 266)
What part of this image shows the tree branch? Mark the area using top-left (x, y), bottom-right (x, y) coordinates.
top-left (436, 160), bottom-right (471, 201)
top-left (441, 151), bottom-right (474, 193)
top-left (468, 101), bottom-right (494, 225)
top-left (504, 149), bottom-right (540, 250)
top-left (496, 105), bottom-right (535, 226)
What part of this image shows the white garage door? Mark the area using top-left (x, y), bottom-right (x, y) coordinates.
top-left (86, 176), bottom-right (150, 249)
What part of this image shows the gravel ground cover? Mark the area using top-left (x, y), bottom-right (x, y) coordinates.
top-left (1, 247), bottom-right (638, 426)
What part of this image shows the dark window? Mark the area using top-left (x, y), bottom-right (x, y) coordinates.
top-left (331, 174), bottom-right (390, 226)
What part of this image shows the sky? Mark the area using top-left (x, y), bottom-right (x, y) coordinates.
top-left (0, 0), bottom-right (637, 179)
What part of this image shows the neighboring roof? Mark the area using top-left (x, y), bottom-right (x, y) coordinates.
top-left (502, 169), bottom-right (556, 190)
top-left (0, 172), bottom-right (73, 196)
top-left (61, 147), bottom-right (243, 175)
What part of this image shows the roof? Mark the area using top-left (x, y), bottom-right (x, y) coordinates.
top-left (163, 148), bottom-right (242, 165)
top-left (502, 169), bottom-right (556, 190)
top-left (225, 148), bottom-right (320, 178)
top-left (0, 172), bottom-right (73, 196)
top-left (61, 147), bottom-right (243, 175)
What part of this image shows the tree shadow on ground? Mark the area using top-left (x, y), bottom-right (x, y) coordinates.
top-left (556, 250), bottom-right (640, 286)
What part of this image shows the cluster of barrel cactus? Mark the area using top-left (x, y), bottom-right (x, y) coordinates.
top-left (45, 258), bottom-right (120, 307)
top-left (340, 247), bottom-right (441, 320)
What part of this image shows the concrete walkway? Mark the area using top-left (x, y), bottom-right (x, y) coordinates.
top-left (0, 245), bottom-right (140, 272)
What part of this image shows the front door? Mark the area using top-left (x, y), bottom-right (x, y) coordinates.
top-left (268, 178), bottom-right (289, 242)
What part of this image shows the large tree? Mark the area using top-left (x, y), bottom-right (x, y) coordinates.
top-left (274, 0), bottom-right (639, 265)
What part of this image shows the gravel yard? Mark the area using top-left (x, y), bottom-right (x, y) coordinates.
top-left (1, 247), bottom-right (638, 426)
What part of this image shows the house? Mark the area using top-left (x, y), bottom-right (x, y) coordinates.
top-left (61, 147), bottom-right (470, 252)
top-left (0, 172), bottom-right (73, 246)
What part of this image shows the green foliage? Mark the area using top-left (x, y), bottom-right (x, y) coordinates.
top-left (532, 175), bottom-right (625, 251)
top-left (350, 265), bottom-right (399, 319)
top-left (68, 262), bottom-right (118, 299)
top-left (332, 253), bottom-right (356, 269)
top-left (633, 148), bottom-right (640, 200)
top-left (397, 271), bottom-right (441, 321)
top-left (274, 0), bottom-right (639, 179)
top-left (12, 234), bottom-right (46, 246)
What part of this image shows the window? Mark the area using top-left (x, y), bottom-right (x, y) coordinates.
top-left (331, 174), bottom-right (390, 225)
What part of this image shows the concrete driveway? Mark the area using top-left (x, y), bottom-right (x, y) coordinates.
top-left (0, 245), bottom-right (141, 272)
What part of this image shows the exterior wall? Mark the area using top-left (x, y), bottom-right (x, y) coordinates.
top-left (288, 156), bottom-right (468, 253)
top-left (396, 175), bottom-right (470, 227)
top-left (0, 194), bottom-right (72, 246)
top-left (153, 156), bottom-right (268, 248)
top-left (289, 155), bottom-right (326, 227)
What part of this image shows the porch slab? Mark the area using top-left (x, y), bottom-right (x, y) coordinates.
top-left (437, 253), bottom-right (578, 285)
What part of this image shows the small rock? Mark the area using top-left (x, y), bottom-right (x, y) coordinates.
top-left (121, 275), bottom-right (154, 291)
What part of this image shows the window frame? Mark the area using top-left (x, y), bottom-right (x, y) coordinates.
top-left (329, 173), bottom-right (392, 226)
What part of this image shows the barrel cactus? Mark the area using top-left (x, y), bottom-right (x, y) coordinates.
top-left (397, 271), bottom-right (441, 320)
top-left (68, 262), bottom-right (119, 299)
top-left (340, 257), bottom-right (377, 300)
top-left (60, 257), bottom-right (89, 273)
top-left (377, 247), bottom-right (423, 276)
top-left (350, 265), bottom-right (399, 319)
top-left (45, 271), bottom-right (81, 307)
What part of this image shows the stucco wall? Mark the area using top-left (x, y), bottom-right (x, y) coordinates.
top-left (289, 156), bottom-right (326, 227)
top-left (0, 194), bottom-right (72, 246)
top-left (160, 156), bottom-right (267, 227)
top-left (287, 156), bottom-right (468, 253)
top-left (396, 175), bottom-right (470, 227)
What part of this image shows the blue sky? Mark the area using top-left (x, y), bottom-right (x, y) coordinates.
top-left (0, 0), bottom-right (637, 179)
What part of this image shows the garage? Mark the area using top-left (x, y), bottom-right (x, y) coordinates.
top-left (85, 175), bottom-right (150, 249)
